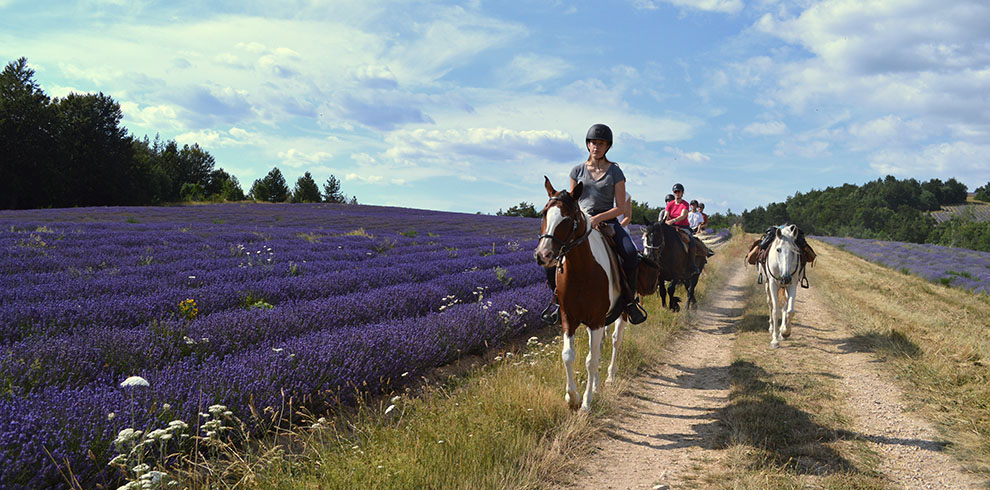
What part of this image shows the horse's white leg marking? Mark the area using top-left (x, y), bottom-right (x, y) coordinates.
top-left (582, 328), bottom-right (605, 412)
top-left (562, 333), bottom-right (579, 409)
top-left (606, 317), bottom-right (626, 383)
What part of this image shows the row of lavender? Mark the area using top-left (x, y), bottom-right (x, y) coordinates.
top-left (813, 236), bottom-right (990, 293)
top-left (0, 203), bottom-right (550, 488)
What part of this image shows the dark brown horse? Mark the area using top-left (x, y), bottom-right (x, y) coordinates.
top-left (534, 177), bottom-right (656, 411)
top-left (641, 219), bottom-right (707, 311)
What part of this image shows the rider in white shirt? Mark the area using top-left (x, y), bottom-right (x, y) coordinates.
top-left (687, 200), bottom-right (703, 232)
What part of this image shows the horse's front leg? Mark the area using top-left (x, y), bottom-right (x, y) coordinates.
top-left (582, 326), bottom-right (605, 412)
top-left (781, 283), bottom-right (798, 338)
top-left (667, 282), bottom-right (680, 312)
top-left (767, 283), bottom-right (781, 348)
top-left (606, 317), bottom-right (627, 383)
top-left (561, 329), bottom-right (580, 410)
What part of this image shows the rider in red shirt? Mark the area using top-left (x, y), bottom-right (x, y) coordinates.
top-left (663, 183), bottom-right (700, 278)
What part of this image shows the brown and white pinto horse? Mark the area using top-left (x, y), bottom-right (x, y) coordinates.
top-left (534, 177), bottom-right (644, 412)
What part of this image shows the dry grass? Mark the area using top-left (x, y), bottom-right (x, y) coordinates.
top-left (696, 235), bottom-right (888, 489)
top-left (810, 239), bottom-right (990, 478)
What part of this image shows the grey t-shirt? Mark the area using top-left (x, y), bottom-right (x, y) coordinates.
top-left (569, 162), bottom-right (626, 215)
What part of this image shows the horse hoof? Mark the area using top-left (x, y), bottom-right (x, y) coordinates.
top-left (782, 330), bottom-right (792, 338)
top-left (566, 391), bottom-right (580, 409)
top-left (770, 340), bottom-right (780, 349)
top-left (580, 404), bottom-right (592, 414)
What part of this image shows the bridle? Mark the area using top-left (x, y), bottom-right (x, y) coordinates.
top-left (760, 235), bottom-right (802, 285)
top-left (539, 193), bottom-right (590, 266)
top-left (643, 224), bottom-right (664, 258)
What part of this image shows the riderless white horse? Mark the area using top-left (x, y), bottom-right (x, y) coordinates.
top-left (759, 224), bottom-right (804, 348)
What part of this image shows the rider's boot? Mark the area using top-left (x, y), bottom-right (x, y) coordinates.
top-left (623, 267), bottom-right (648, 324)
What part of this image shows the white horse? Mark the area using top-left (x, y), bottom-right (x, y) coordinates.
top-left (759, 224), bottom-right (804, 348)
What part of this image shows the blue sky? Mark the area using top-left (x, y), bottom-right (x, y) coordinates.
top-left (2, 0), bottom-right (987, 214)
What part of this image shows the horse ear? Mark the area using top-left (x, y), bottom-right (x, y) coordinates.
top-left (544, 176), bottom-right (556, 197)
top-left (775, 227), bottom-right (782, 238)
top-left (572, 181), bottom-right (583, 200)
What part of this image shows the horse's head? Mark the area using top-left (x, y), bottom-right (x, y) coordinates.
top-left (534, 176), bottom-right (586, 268)
top-left (770, 224), bottom-right (801, 285)
top-left (641, 217), bottom-right (665, 263)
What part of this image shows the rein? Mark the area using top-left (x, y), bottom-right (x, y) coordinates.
top-left (539, 195), bottom-right (591, 267)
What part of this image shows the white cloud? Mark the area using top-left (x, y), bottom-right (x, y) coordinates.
top-left (633, 0), bottom-right (744, 14)
top-left (278, 148), bottom-right (334, 168)
top-left (743, 120), bottom-right (787, 136)
top-left (497, 53), bottom-right (571, 88)
top-left (869, 141), bottom-right (990, 186)
top-left (175, 127), bottom-right (260, 148)
top-left (845, 115), bottom-right (927, 151)
top-left (664, 146), bottom-right (711, 163)
top-left (755, 0), bottom-right (990, 122)
top-left (384, 127), bottom-right (577, 164)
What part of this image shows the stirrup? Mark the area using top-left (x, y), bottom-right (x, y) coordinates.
top-left (625, 299), bottom-right (647, 324)
top-left (800, 276), bottom-right (809, 289)
top-left (540, 301), bottom-right (560, 326)
top-left (757, 271), bottom-right (764, 284)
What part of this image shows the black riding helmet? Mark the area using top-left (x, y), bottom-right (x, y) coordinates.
top-left (585, 124), bottom-right (613, 156)
top-left (664, 194), bottom-right (675, 202)
top-left (672, 183), bottom-right (684, 193)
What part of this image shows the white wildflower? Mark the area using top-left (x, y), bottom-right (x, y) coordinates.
top-left (272, 347), bottom-right (284, 353)
top-left (107, 412), bottom-right (115, 421)
top-left (167, 420), bottom-right (188, 431)
top-left (161, 403), bottom-right (170, 411)
top-left (183, 336), bottom-right (195, 345)
top-left (132, 463), bottom-right (150, 475)
top-left (384, 404), bottom-right (396, 415)
top-left (120, 376), bottom-right (149, 388)
top-left (390, 395), bottom-right (401, 404)
top-left (114, 428), bottom-right (142, 445)
top-left (108, 454), bottom-right (127, 466)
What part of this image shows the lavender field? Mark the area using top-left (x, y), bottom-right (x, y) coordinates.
top-left (0, 203), bottom-right (550, 488)
top-left (814, 236), bottom-right (990, 293)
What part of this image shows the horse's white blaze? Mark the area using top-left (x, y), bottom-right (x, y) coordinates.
top-left (536, 207), bottom-right (566, 264)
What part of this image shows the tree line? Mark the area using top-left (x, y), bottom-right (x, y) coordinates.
top-left (1, 57), bottom-right (354, 209)
top-left (739, 175), bottom-right (988, 251)
top-left (498, 175), bottom-right (989, 252)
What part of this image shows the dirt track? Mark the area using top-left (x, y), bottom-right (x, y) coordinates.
top-left (563, 259), bottom-right (983, 489)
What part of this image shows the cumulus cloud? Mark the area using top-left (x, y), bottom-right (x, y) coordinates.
top-left (755, 0), bottom-right (990, 123)
top-left (869, 141), bottom-right (990, 186)
top-left (350, 64), bottom-right (398, 89)
top-left (846, 115), bottom-right (927, 151)
top-left (278, 148), bottom-right (334, 168)
top-left (384, 127), bottom-right (579, 164)
top-left (632, 0), bottom-right (744, 14)
top-left (175, 127), bottom-right (261, 148)
top-left (497, 53), bottom-right (570, 88)
top-left (664, 146), bottom-right (711, 163)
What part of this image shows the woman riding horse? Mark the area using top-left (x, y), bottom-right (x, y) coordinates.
top-left (574, 124), bottom-right (648, 323)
